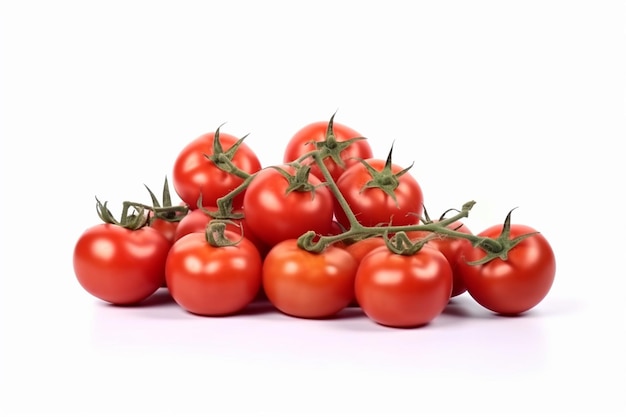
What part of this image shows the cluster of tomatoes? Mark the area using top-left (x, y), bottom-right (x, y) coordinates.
top-left (73, 114), bottom-right (557, 329)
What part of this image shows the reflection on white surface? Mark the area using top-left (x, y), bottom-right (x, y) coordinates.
top-left (89, 289), bottom-right (552, 373)
top-left (75, 290), bottom-right (598, 417)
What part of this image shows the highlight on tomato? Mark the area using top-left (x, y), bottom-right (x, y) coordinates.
top-left (73, 199), bottom-right (171, 306)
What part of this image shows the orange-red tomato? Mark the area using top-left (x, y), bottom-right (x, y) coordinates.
top-left (262, 239), bottom-right (358, 319)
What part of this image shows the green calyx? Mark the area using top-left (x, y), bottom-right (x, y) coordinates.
top-left (95, 197), bottom-right (148, 230)
top-left (204, 220), bottom-right (243, 247)
top-left (307, 112), bottom-right (367, 169)
top-left (272, 163), bottom-right (326, 198)
top-left (468, 208), bottom-right (539, 265)
top-left (358, 143), bottom-right (414, 207)
top-left (196, 193), bottom-right (244, 219)
top-left (144, 176), bottom-right (189, 223)
top-left (203, 124), bottom-right (251, 179)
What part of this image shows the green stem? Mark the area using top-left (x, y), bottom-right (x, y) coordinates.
top-left (215, 154), bottom-right (253, 180)
top-left (312, 153), bottom-right (362, 229)
top-left (215, 173), bottom-right (257, 215)
top-left (300, 200), bottom-right (479, 253)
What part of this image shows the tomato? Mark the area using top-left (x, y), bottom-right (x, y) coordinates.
top-left (73, 224), bottom-right (171, 305)
top-left (456, 224), bottom-right (556, 315)
top-left (343, 236), bottom-right (388, 307)
top-left (172, 129), bottom-right (262, 210)
top-left (146, 203), bottom-right (188, 287)
top-left (333, 157), bottom-right (424, 229)
top-left (149, 217), bottom-right (180, 244)
top-left (262, 239), bottom-right (358, 319)
top-left (173, 207), bottom-right (268, 255)
top-left (405, 220), bottom-right (473, 298)
top-left (345, 236), bottom-right (387, 264)
top-left (243, 165), bottom-right (334, 247)
top-left (165, 231), bottom-right (263, 316)
top-left (355, 246), bottom-right (453, 328)
top-left (283, 116), bottom-right (373, 182)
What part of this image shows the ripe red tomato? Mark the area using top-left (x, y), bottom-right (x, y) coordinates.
top-left (456, 224), bottom-right (556, 315)
top-left (333, 157), bottom-right (424, 229)
top-left (355, 246), bottom-right (453, 328)
top-left (172, 130), bottom-right (262, 210)
top-left (262, 239), bottom-right (359, 319)
top-left (73, 224), bottom-right (171, 305)
top-left (165, 231), bottom-right (263, 316)
top-left (243, 165), bottom-right (335, 247)
top-left (283, 117), bottom-right (373, 182)
top-left (405, 220), bottom-right (473, 298)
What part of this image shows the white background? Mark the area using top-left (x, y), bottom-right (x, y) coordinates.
top-left (1, 1), bottom-right (625, 416)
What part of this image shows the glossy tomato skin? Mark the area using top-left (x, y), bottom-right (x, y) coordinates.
top-left (345, 236), bottom-right (387, 264)
top-left (149, 218), bottom-right (180, 244)
top-left (165, 231), bottom-right (263, 316)
top-left (73, 224), bottom-right (171, 305)
top-left (456, 224), bottom-right (556, 315)
top-left (149, 218), bottom-right (181, 287)
top-left (406, 220), bottom-right (473, 298)
top-left (283, 120), bottom-right (373, 182)
top-left (355, 246), bottom-right (453, 328)
top-left (262, 239), bottom-right (359, 319)
top-left (344, 236), bottom-right (387, 307)
top-left (334, 159), bottom-right (424, 229)
top-left (172, 131), bottom-right (262, 210)
top-left (243, 165), bottom-right (334, 248)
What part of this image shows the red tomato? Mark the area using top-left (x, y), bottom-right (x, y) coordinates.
top-left (456, 224), bottom-right (556, 315)
top-left (283, 117), bottom-right (373, 182)
top-left (262, 239), bottom-right (358, 319)
top-left (165, 231), bottom-right (263, 316)
top-left (73, 224), bottom-right (171, 305)
top-left (405, 220), bottom-right (473, 298)
top-left (355, 246), bottom-right (453, 328)
top-left (334, 158), bottom-right (424, 229)
top-left (243, 165), bottom-right (334, 247)
top-left (172, 130), bottom-right (262, 210)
